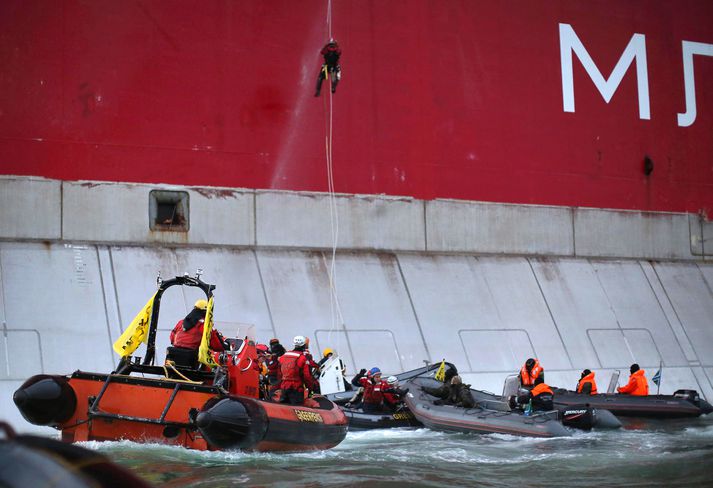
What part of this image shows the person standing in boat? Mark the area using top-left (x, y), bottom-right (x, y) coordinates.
top-left (617, 363), bottom-right (649, 396)
top-left (303, 337), bottom-right (321, 378)
top-left (318, 348), bottom-right (334, 368)
top-left (278, 335), bottom-right (320, 405)
top-left (519, 358), bottom-right (544, 388)
top-left (576, 369), bottom-right (598, 395)
top-left (266, 338), bottom-right (286, 395)
top-left (169, 299), bottom-right (227, 365)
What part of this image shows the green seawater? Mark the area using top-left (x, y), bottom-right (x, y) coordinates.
top-left (86, 417), bottom-right (713, 488)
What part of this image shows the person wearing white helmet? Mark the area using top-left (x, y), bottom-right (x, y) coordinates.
top-left (168, 299), bottom-right (227, 368)
top-left (278, 335), bottom-right (320, 405)
top-left (383, 376), bottom-right (409, 411)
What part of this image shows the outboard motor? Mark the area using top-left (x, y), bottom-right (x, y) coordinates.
top-left (196, 397), bottom-right (268, 450)
top-left (673, 389), bottom-right (700, 404)
top-left (13, 375), bottom-right (77, 427)
top-left (559, 405), bottom-right (596, 430)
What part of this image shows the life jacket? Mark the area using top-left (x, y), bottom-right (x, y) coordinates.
top-left (520, 359), bottom-right (543, 386)
top-left (279, 351), bottom-right (306, 390)
top-left (360, 377), bottom-right (384, 405)
top-left (170, 319), bottom-right (204, 349)
top-left (618, 369), bottom-right (649, 396)
top-left (531, 383), bottom-right (553, 397)
top-left (577, 372), bottom-right (598, 394)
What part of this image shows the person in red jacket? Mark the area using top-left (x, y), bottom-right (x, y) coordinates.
top-left (169, 299), bottom-right (227, 358)
top-left (618, 363), bottom-right (649, 396)
top-left (303, 337), bottom-right (320, 378)
top-left (315, 38), bottom-right (342, 96)
top-left (576, 369), bottom-right (598, 395)
top-left (278, 336), bottom-right (320, 405)
top-left (352, 367), bottom-right (386, 412)
top-left (519, 358), bottom-right (544, 387)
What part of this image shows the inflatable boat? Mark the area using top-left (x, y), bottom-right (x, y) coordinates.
top-left (0, 421), bottom-right (152, 488)
top-left (552, 389), bottom-right (713, 419)
top-left (403, 377), bottom-right (572, 438)
top-left (500, 373), bottom-right (713, 419)
top-left (13, 274), bottom-right (347, 452)
top-left (469, 387), bottom-right (622, 430)
top-left (324, 363), bottom-right (458, 430)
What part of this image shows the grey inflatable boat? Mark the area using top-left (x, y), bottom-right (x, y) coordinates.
top-left (403, 377), bottom-right (571, 438)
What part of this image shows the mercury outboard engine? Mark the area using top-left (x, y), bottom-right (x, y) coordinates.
top-left (674, 389), bottom-right (713, 414)
top-left (559, 405), bottom-right (596, 430)
top-left (673, 389), bottom-right (700, 404)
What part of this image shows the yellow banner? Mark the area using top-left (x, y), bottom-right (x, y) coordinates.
top-left (434, 359), bottom-right (446, 382)
top-left (198, 296), bottom-right (218, 368)
top-left (112, 293), bottom-right (156, 357)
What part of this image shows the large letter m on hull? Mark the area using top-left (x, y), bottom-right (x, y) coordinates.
top-left (560, 23), bottom-right (650, 119)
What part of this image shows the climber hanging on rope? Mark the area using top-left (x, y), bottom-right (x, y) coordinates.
top-left (315, 38), bottom-right (342, 96)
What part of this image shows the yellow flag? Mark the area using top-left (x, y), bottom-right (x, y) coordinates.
top-left (434, 359), bottom-right (446, 382)
top-left (198, 296), bottom-right (219, 368)
top-left (112, 293), bottom-right (156, 357)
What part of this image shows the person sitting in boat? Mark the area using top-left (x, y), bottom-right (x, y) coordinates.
top-left (511, 382), bottom-right (554, 412)
top-left (167, 299), bottom-right (227, 368)
top-left (576, 369), bottom-right (598, 395)
top-left (383, 376), bottom-right (409, 411)
top-left (351, 367), bottom-right (389, 412)
top-left (617, 363), bottom-right (649, 396)
top-left (519, 358), bottom-right (544, 388)
top-left (278, 335), bottom-right (320, 405)
top-left (422, 375), bottom-right (476, 409)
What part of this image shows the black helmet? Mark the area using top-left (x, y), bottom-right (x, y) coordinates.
top-left (525, 358), bottom-right (536, 370)
top-left (581, 369), bottom-right (591, 378)
top-left (630, 363), bottom-right (640, 374)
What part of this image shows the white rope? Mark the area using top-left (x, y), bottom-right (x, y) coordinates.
top-left (323, 0), bottom-right (345, 347)
top-left (327, 0), bottom-right (332, 39)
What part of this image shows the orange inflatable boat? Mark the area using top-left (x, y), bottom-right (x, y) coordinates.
top-left (13, 274), bottom-right (347, 452)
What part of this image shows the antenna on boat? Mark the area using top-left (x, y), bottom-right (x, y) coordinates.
top-left (196, 268), bottom-right (204, 280)
top-left (156, 270), bottom-right (163, 288)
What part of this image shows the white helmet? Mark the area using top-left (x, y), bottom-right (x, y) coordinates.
top-left (293, 335), bottom-right (306, 347)
top-left (387, 376), bottom-right (398, 385)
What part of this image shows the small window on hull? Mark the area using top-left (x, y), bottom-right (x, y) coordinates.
top-left (149, 190), bottom-right (189, 231)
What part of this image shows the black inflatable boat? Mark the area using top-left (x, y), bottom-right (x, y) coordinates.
top-left (552, 388), bottom-right (713, 418)
top-left (469, 387), bottom-right (622, 430)
top-left (325, 363), bottom-right (454, 430)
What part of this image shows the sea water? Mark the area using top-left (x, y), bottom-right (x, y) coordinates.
top-left (86, 417), bottom-right (713, 487)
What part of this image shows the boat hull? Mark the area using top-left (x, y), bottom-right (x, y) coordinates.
top-left (404, 378), bottom-right (571, 438)
top-left (14, 371), bottom-right (347, 452)
top-left (552, 389), bottom-right (713, 419)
